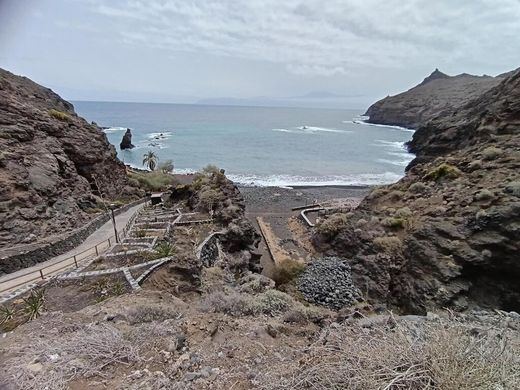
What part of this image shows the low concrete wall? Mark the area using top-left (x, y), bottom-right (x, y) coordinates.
top-left (0, 198), bottom-right (145, 276)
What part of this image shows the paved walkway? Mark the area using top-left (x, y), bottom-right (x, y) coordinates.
top-left (0, 203), bottom-right (144, 293)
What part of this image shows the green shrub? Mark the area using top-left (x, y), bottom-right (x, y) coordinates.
top-left (395, 207), bottom-right (412, 218)
top-left (408, 182), bottom-right (426, 193)
top-left (316, 213), bottom-right (348, 239)
top-left (425, 163), bottom-right (462, 181)
top-left (203, 289), bottom-right (295, 317)
top-left (22, 289), bottom-right (45, 321)
top-left (158, 160), bottom-right (174, 174)
top-left (128, 171), bottom-right (176, 191)
top-left (504, 181), bottom-right (520, 197)
top-left (381, 217), bottom-right (406, 229)
top-left (373, 236), bottom-right (403, 255)
top-left (388, 190), bottom-right (404, 201)
top-left (198, 188), bottom-right (225, 212)
top-left (153, 241), bottom-right (174, 258)
top-left (366, 187), bottom-right (388, 200)
top-left (482, 147), bottom-right (503, 160)
top-left (271, 258), bottom-right (306, 286)
top-left (468, 160), bottom-right (482, 170)
top-left (474, 190), bottom-right (494, 201)
top-left (49, 109), bottom-right (71, 121)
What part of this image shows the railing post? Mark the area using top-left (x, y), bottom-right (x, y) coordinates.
top-left (74, 255), bottom-right (78, 268)
top-left (39, 269), bottom-right (44, 280)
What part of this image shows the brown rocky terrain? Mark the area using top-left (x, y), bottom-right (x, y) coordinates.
top-left (315, 68), bottom-right (520, 314)
top-left (0, 68), bottom-right (138, 247)
top-left (364, 68), bottom-right (514, 129)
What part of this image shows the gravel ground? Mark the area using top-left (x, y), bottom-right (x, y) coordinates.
top-left (298, 257), bottom-right (362, 310)
top-left (239, 185), bottom-right (370, 213)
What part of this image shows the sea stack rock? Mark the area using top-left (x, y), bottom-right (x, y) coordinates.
top-left (120, 128), bottom-right (135, 150)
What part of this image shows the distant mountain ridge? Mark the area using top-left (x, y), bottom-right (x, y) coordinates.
top-left (364, 68), bottom-right (514, 129)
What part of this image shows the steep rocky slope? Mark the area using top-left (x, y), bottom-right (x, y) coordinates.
top-left (364, 69), bottom-right (509, 129)
top-left (0, 69), bottom-right (135, 247)
top-left (315, 69), bottom-right (520, 314)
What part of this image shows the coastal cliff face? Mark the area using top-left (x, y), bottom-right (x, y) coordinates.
top-left (0, 69), bottom-right (134, 246)
top-left (316, 69), bottom-right (520, 314)
top-left (364, 69), bottom-right (509, 129)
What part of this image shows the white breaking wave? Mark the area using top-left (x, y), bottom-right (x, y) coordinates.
top-left (103, 126), bottom-right (127, 133)
top-left (374, 139), bottom-right (408, 150)
top-left (347, 119), bottom-right (415, 133)
top-left (272, 126), bottom-right (352, 134)
top-left (147, 131), bottom-right (173, 140)
top-left (377, 158), bottom-right (411, 167)
top-left (227, 172), bottom-right (403, 187)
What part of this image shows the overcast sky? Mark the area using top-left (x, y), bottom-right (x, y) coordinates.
top-left (1, 0), bottom-right (519, 108)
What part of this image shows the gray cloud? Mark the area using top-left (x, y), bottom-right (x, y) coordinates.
top-left (89, 0), bottom-right (520, 76)
top-left (0, 0), bottom-right (519, 105)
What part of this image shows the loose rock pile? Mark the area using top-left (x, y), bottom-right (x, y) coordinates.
top-left (298, 257), bottom-right (362, 310)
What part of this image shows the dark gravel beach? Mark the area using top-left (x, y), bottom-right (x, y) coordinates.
top-left (239, 185), bottom-right (371, 213)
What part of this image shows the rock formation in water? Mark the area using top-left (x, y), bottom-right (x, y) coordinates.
top-left (120, 128), bottom-right (135, 150)
top-left (364, 68), bottom-right (515, 129)
top-left (315, 68), bottom-right (520, 314)
top-left (0, 68), bottom-right (137, 246)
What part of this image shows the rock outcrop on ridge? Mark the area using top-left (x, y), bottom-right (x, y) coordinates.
top-left (364, 68), bottom-right (511, 129)
top-left (315, 68), bottom-right (520, 314)
top-left (0, 68), bottom-right (136, 246)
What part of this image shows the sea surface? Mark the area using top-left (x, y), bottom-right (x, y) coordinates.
top-left (74, 101), bottom-right (415, 187)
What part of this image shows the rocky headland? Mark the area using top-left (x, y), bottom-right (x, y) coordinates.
top-left (0, 69), bottom-right (139, 247)
top-left (314, 68), bottom-right (520, 314)
top-left (364, 68), bottom-right (515, 129)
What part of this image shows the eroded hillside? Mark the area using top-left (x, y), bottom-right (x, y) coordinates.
top-left (0, 69), bottom-right (137, 246)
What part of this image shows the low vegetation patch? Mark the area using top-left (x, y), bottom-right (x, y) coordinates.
top-left (373, 236), bottom-right (403, 255)
top-left (316, 213), bottom-right (349, 240)
top-left (260, 318), bottom-right (520, 389)
top-left (482, 146), bottom-right (503, 160)
top-left (381, 217), bottom-right (406, 229)
top-left (202, 289), bottom-right (298, 317)
top-left (504, 181), bottom-right (520, 197)
top-left (408, 181), bottom-right (426, 193)
top-left (474, 189), bottom-right (494, 201)
top-left (271, 258), bottom-right (306, 286)
top-left (48, 109), bottom-right (71, 121)
top-left (129, 171), bottom-right (177, 191)
top-left (424, 163), bottom-right (462, 181)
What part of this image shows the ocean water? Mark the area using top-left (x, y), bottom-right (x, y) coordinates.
top-left (73, 101), bottom-right (415, 186)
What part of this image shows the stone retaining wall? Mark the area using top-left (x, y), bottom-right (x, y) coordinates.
top-left (197, 232), bottom-right (223, 267)
top-left (0, 198), bottom-right (146, 276)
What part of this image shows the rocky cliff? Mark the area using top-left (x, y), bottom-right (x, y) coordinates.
top-left (315, 69), bottom-right (520, 314)
top-left (0, 69), bottom-right (135, 247)
top-left (364, 69), bottom-right (509, 129)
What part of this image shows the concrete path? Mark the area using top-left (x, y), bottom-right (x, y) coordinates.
top-left (0, 203), bottom-right (144, 294)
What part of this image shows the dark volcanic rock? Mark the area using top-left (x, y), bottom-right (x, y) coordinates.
top-left (120, 128), bottom-right (135, 150)
top-left (364, 69), bottom-right (510, 129)
top-left (316, 68), bottom-right (520, 314)
top-left (0, 68), bottom-right (135, 246)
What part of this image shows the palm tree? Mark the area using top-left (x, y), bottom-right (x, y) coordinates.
top-left (142, 151), bottom-right (158, 171)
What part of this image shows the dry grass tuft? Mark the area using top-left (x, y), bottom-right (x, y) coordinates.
top-left (203, 289), bottom-right (299, 317)
top-left (259, 317), bottom-right (520, 390)
top-left (49, 109), bottom-right (71, 121)
top-left (316, 213), bottom-right (349, 240)
top-left (6, 323), bottom-right (140, 390)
